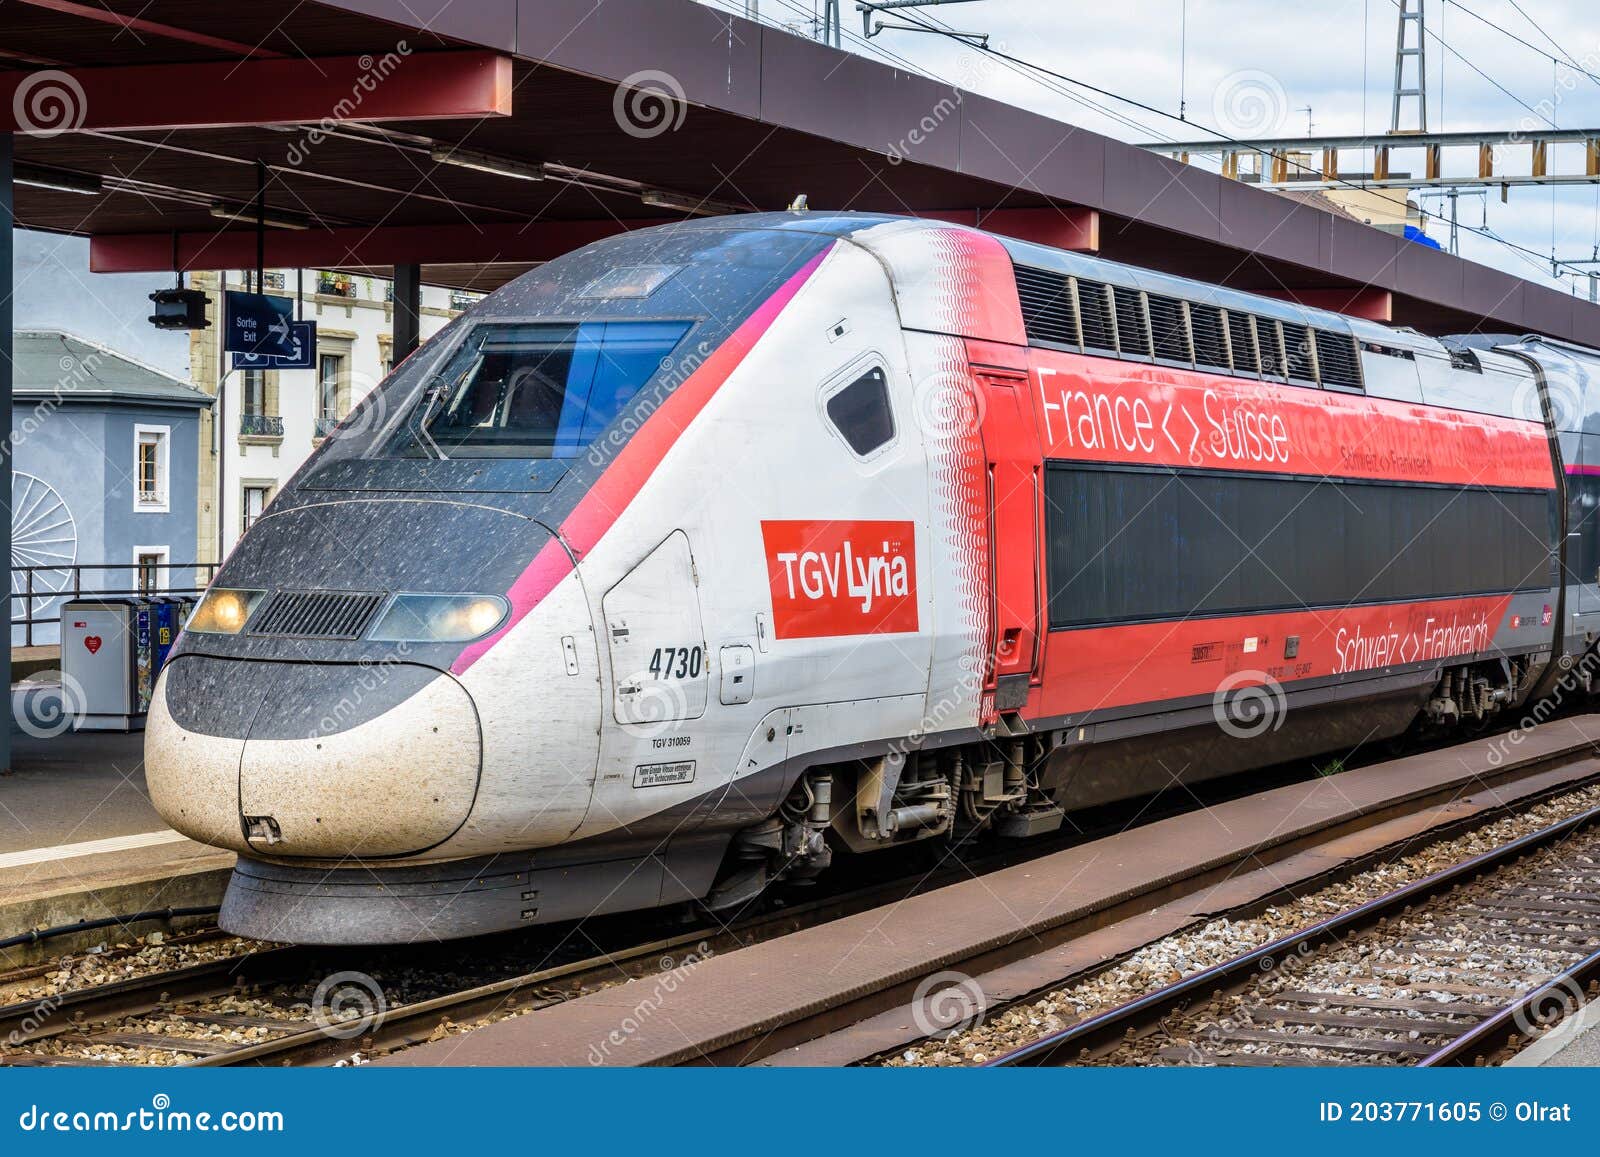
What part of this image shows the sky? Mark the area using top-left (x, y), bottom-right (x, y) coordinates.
top-left (698, 0), bottom-right (1600, 293)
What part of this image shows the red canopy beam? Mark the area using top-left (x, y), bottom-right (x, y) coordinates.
top-left (917, 207), bottom-right (1100, 252)
top-left (90, 219), bottom-right (670, 274)
top-left (2, 51), bottom-right (512, 134)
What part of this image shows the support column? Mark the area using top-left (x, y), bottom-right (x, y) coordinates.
top-left (1, 132), bottom-right (13, 775)
top-left (393, 263), bottom-right (421, 363)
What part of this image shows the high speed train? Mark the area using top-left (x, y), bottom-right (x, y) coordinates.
top-left (146, 211), bottom-right (1600, 944)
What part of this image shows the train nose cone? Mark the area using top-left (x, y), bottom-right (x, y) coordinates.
top-left (148, 657), bottom-right (481, 859)
top-left (237, 664), bottom-right (480, 857)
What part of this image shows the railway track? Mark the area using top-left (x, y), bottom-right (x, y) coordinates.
top-left (985, 805), bottom-right (1600, 1068)
top-left (10, 724), bottom-right (1600, 1068)
top-left (0, 788), bottom-right (1228, 1068)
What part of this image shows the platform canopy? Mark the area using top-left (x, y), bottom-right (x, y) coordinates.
top-left (2, 0), bottom-right (1597, 342)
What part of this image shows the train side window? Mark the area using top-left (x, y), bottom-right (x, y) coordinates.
top-left (825, 365), bottom-right (896, 457)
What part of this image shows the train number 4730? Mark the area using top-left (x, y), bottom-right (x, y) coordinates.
top-left (648, 645), bottom-right (704, 679)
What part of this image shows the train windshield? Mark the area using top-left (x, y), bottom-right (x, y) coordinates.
top-left (390, 320), bottom-right (691, 459)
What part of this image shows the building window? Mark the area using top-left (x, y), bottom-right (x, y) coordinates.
top-left (242, 484), bottom-right (273, 534)
top-left (135, 547), bottom-right (168, 595)
top-left (133, 425), bottom-right (170, 512)
top-left (318, 354), bottom-right (343, 420)
top-left (241, 370), bottom-right (266, 415)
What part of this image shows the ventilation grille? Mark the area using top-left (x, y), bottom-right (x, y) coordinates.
top-left (1281, 321), bottom-right (1316, 382)
top-left (250, 590), bottom-right (386, 639)
top-left (1077, 279), bottom-right (1116, 352)
top-left (1226, 312), bottom-right (1258, 374)
top-left (1257, 319), bottom-right (1286, 377)
top-left (1113, 286), bottom-right (1151, 357)
top-left (1315, 330), bottom-right (1365, 390)
top-left (1147, 296), bottom-right (1191, 362)
top-left (1188, 303), bottom-right (1229, 371)
top-left (1013, 265), bottom-right (1079, 348)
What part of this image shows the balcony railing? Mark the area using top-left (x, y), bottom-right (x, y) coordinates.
top-left (239, 412), bottom-right (284, 438)
top-left (314, 415), bottom-right (341, 439)
top-left (12, 562), bottom-right (219, 648)
top-left (317, 273), bottom-right (356, 298)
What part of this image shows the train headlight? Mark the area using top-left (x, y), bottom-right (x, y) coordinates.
top-left (187, 588), bottom-right (265, 634)
top-left (369, 594), bottom-right (509, 642)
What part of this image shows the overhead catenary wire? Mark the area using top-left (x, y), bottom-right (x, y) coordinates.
top-left (869, 0), bottom-right (1599, 280)
top-left (1446, 0), bottom-right (1600, 92)
top-left (723, 0), bottom-right (1183, 141)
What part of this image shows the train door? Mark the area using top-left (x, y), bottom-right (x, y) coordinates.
top-left (969, 357), bottom-right (1044, 721)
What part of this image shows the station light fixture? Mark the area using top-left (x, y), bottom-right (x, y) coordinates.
top-left (14, 163), bottom-right (103, 196)
top-left (208, 201), bottom-right (314, 230)
top-left (640, 189), bottom-right (748, 216)
top-left (430, 145), bottom-right (547, 182)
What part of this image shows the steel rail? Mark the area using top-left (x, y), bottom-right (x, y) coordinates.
top-left (984, 804), bottom-right (1600, 1067)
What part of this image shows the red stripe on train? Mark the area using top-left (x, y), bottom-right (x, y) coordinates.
top-left (1027, 349), bottom-right (1554, 489)
top-left (1032, 594), bottom-right (1518, 717)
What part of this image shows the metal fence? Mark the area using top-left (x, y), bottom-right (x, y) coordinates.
top-left (12, 562), bottom-right (218, 648)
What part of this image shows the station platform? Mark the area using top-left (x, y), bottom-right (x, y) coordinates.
top-left (385, 714), bottom-right (1600, 1067)
top-left (0, 725), bottom-right (232, 967)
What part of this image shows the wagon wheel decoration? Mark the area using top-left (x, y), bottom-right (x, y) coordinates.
top-left (10, 472), bottom-right (79, 631)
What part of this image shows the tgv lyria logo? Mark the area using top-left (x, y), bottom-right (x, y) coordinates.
top-left (761, 520), bottom-right (918, 639)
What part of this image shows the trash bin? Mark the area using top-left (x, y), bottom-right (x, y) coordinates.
top-left (61, 598), bottom-right (147, 731)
